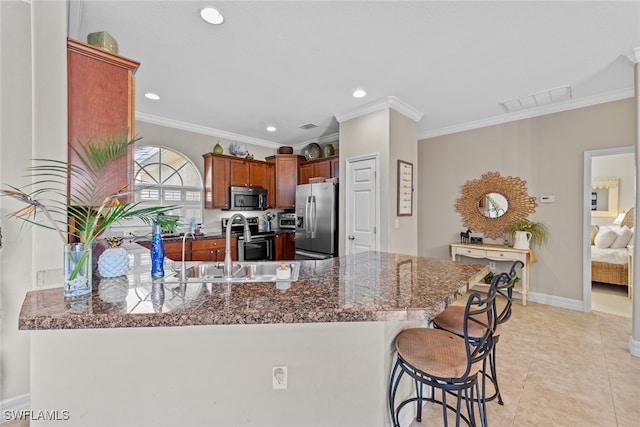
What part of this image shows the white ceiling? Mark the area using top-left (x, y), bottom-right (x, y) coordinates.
top-left (70, 1), bottom-right (640, 149)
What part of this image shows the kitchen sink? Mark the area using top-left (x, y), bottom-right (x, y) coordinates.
top-left (162, 261), bottom-right (300, 283)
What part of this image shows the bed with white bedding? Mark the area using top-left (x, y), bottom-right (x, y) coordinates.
top-left (591, 208), bottom-right (634, 288)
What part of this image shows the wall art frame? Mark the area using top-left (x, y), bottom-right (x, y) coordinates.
top-left (397, 160), bottom-right (413, 216)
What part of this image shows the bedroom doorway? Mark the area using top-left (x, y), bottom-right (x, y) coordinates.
top-left (584, 146), bottom-right (635, 317)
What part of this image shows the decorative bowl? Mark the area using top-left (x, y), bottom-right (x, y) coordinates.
top-left (278, 146), bottom-right (293, 154)
top-left (303, 143), bottom-right (321, 160)
top-left (229, 143), bottom-right (248, 156)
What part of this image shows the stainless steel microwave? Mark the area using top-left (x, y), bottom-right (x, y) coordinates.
top-left (226, 186), bottom-right (267, 211)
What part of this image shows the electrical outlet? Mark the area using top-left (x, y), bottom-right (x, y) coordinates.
top-left (489, 262), bottom-right (496, 270)
top-left (272, 366), bottom-right (288, 390)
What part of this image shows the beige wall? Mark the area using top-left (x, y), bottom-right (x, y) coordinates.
top-left (419, 98), bottom-right (636, 302)
top-left (338, 109), bottom-right (390, 253)
top-left (388, 109), bottom-right (418, 255)
top-left (338, 107), bottom-right (419, 255)
top-left (0, 0), bottom-right (67, 406)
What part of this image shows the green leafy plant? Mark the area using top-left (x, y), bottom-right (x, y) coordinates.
top-left (505, 218), bottom-right (549, 248)
top-left (483, 271), bottom-right (495, 284)
top-left (0, 131), bottom-right (175, 279)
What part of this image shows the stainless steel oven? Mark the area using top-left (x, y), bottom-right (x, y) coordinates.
top-left (222, 216), bottom-right (274, 261)
top-left (278, 212), bottom-right (296, 230)
top-left (238, 233), bottom-right (274, 261)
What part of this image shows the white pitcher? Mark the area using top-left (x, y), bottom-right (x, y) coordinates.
top-left (513, 231), bottom-right (532, 250)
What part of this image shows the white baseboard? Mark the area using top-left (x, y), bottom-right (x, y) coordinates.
top-left (0, 393), bottom-right (30, 414)
top-left (525, 291), bottom-right (584, 311)
top-left (629, 336), bottom-right (640, 357)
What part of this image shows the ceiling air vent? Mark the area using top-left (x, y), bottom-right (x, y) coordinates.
top-left (299, 123), bottom-right (318, 130)
top-left (499, 85), bottom-right (572, 113)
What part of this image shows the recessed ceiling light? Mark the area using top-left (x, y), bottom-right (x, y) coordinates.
top-left (352, 89), bottom-right (366, 98)
top-left (145, 92), bottom-right (160, 100)
top-left (266, 126), bottom-right (277, 132)
top-left (200, 7), bottom-right (224, 25)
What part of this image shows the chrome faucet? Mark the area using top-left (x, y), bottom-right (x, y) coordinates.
top-left (180, 232), bottom-right (195, 282)
top-left (224, 213), bottom-right (252, 278)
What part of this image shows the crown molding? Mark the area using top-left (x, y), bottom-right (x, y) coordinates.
top-left (335, 96), bottom-right (423, 124)
top-left (419, 87), bottom-right (634, 140)
top-left (135, 112), bottom-right (279, 149)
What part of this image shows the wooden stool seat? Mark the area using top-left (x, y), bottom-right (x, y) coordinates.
top-left (433, 305), bottom-right (504, 338)
top-left (396, 328), bottom-right (483, 379)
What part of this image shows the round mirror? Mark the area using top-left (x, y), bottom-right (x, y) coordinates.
top-left (455, 172), bottom-right (538, 238)
top-left (478, 193), bottom-right (508, 218)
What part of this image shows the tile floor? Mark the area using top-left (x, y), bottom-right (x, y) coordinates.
top-left (592, 281), bottom-right (632, 318)
top-left (407, 295), bottom-right (640, 427)
top-left (2, 297), bottom-right (639, 427)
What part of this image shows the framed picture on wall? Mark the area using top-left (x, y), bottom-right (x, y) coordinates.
top-left (397, 160), bottom-right (413, 216)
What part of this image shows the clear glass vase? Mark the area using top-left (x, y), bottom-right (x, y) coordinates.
top-left (64, 242), bottom-right (93, 297)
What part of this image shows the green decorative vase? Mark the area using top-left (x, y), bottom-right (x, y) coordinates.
top-left (213, 143), bottom-right (224, 154)
top-left (323, 144), bottom-right (335, 157)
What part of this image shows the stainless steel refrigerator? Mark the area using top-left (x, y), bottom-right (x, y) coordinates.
top-left (295, 182), bottom-right (338, 260)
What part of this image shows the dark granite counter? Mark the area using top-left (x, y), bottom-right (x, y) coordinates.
top-left (19, 244), bottom-right (487, 330)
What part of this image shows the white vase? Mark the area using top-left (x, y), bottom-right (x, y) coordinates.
top-left (513, 231), bottom-right (532, 250)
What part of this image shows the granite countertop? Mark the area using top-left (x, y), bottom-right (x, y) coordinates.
top-left (19, 244), bottom-right (487, 330)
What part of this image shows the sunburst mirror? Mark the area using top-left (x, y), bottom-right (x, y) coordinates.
top-left (455, 172), bottom-right (538, 238)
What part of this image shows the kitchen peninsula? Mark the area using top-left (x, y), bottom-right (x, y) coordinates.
top-left (20, 245), bottom-right (486, 426)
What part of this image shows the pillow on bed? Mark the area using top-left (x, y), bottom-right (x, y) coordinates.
top-left (594, 227), bottom-right (617, 248)
top-left (610, 225), bottom-right (633, 249)
top-left (590, 225), bottom-right (599, 245)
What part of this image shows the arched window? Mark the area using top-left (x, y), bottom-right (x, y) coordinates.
top-left (134, 146), bottom-right (203, 225)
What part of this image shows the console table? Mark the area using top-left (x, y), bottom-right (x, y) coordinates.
top-left (450, 242), bottom-right (534, 305)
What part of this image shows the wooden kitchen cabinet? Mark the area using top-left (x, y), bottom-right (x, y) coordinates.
top-left (137, 239), bottom-right (185, 262)
top-left (266, 163), bottom-right (275, 208)
top-left (67, 38), bottom-right (139, 204)
top-left (249, 162), bottom-right (268, 189)
top-left (191, 237), bottom-right (237, 262)
top-left (330, 157), bottom-right (339, 178)
top-left (163, 241), bottom-right (185, 262)
top-left (203, 153), bottom-right (274, 209)
top-left (203, 153), bottom-right (230, 209)
top-left (274, 232), bottom-right (296, 260)
top-left (298, 156), bottom-right (338, 184)
top-left (266, 154), bottom-right (305, 208)
top-left (229, 158), bottom-right (250, 187)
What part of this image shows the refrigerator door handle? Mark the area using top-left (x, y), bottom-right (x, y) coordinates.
top-left (305, 196), bottom-right (312, 238)
top-left (311, 196), bottom-right (317, 239)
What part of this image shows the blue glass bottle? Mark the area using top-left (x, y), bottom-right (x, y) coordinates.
top-left (150, 221), bottom-right (165, 277)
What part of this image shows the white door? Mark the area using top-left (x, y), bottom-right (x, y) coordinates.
top-left (346, 156), bottom-right (377, 255)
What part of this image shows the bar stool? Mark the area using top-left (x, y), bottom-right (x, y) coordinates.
top-left (433, 260), bottom-right (523, 405)
top-left (388, 276), bottom-right (499, 427)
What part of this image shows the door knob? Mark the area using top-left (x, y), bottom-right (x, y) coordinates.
top-left (348, 235), bottom-right (355, 240)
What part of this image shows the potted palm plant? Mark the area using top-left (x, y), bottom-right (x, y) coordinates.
top-left (505, 219), bottom-right (549, 249)
top-left (0, 131), bottom-right (175, 297)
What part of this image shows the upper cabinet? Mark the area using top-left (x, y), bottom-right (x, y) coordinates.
top-left (203, 153), bottom-right (278, 209)
top-left (266, 154), bottom-right (305, 209)
top-left (67, 38), bottom-right (139, 203)
top-left (203, 152), bottom-right (338, 210)
top-left (298, 155), bottom-right (339, 184)
top-left (203, 153), bottom-right (230, 209)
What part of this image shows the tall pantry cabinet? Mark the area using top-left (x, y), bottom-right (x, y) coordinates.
top-left (67, 38), bottom-right (139, 203)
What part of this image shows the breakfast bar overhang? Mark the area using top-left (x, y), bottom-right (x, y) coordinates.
top-left (20, 249), bottom-right (487, 427)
